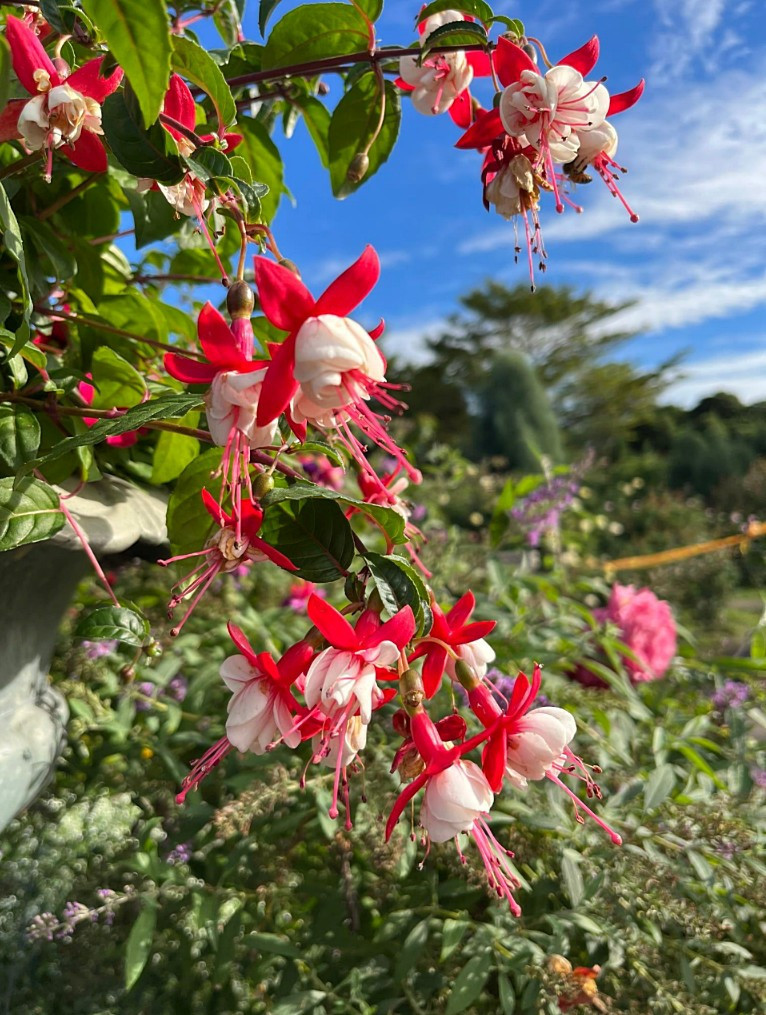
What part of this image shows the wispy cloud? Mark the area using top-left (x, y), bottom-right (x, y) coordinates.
top-left (650, 0), bottom-right (727, 77)
top-left (664, 347), bottom-right (766, 406)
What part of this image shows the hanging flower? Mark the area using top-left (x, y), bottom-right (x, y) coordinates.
top-left (0, 16), bottom-right (123, 179)
top-left (409, 590), bottom-right (495, 698)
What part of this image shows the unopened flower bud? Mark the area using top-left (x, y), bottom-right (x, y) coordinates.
top-left (226, 279), bottom-right (255, 319)
top-left (277, 258), bottom-right (301, 277)
top-left (144, 639), bottom-right (163, 658)
top-left (317, 81), bottom-right (330, 96)
top-left (251, 472), bottom-right (275, 500)
top-left (522, 43), bottom-right (538, 63)
top-left (52, 57), bottom-right (71, 79)
top-left (346, 152), bottom-right (369, 184)
top-left (366, 589), bottom-right (384, 614)
top-left (399, 668), bottom-right (425, 713)
top-left (454, 658), bottom-right (480, 690)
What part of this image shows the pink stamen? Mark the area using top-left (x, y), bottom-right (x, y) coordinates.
top-left (176, 736), bottom-right (233, 803)
top-left (547, 772), bottom-right (622, 845)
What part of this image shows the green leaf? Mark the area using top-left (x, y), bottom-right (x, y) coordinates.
top-left (185, 146), bottom-right (233, 182)
top-left (420, 20), bottom-right (488, 62)
top-left (235, 118), bottom-right (283, 222)
top-left (440, 918), bottom-right (469, 962)
top-left (0, 477), bottom-right (64, 550)
top-left (259, 0), bottom-right (285, 36)
top-left (0, 406), bottom-right (41, 474)
top-left (166, 447), bottom-right (223, 554)
top-left (263, 481), bottom-right (406, 544)
top-left (89, 346), bottom-right (147, 409)
top-left (488, 15), bottom-right (524, 37)
top-left (363, 551), bottom-right (432, 636)
top-left (418, 0), bottom-right (493, 25)
top-left (249, 931), bottom-right (301, 957)
top-left (643, 763), bottom-right (677, 811)
top-left (561, 848), bottom-right (584, 907)
top-left (126, 187), bottom-right (182, 247)
top-left (328, 73), bottom-right (400, 197)
top-left (0, 331), bottom-right (46, 372)
top-left (213, 0), bottom-right (246, 46)
top-left (395, 919), bottom-right (430, 980)
top-left (292, 94), bottom-right (331, 168)
top-left (260, 498), bottom-right (354, 582)
top-left (75, 605), bottom-right (150, 646)
top-left (355, 0), bottom-right (383, 18)
top-left (0, 35), bottom-right (11, 113)
top-left (103, 86), bottom-right (185, 185)
top-left (446, 953), bottom-right (492, 1015)
top-left (124, 901), bottom-right (157, 990)
top-left (262, 4), bottom-right (370, 71)
top-left (26, 393), bottom-right (203, 472)
top-left (172, 35), bottom-right (237, 131)
top-left (80, 0), bottom-right (171, 127)
top-left (0, 183), bottom-right (32, 344)
top-left (498, 973), bottom-right (515, 1014)
top-left (150, 412), bottom-right (200, 484)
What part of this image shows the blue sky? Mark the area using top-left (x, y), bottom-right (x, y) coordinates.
top-left (205, 0), bottom-right (766, 406)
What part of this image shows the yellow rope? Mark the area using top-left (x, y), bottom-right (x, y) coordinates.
top-left (603, 520), bottom-right (766, 575)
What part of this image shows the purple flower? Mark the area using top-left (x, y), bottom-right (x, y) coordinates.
top-left (711, 681), bottom-right (750, 712)
top-left (167, 675), bottom-right (188, 703)
top-left (166, 842), bottom-right (192, 865)
top-left (82, 639), bottom-right (118, 660)
top-left (135, 681), bottom-right (156, 711)
top-left (751, 767), bottom-right (766, 789)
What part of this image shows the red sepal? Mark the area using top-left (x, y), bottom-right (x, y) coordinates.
top-left (254, 330), bottom-right (299, 426)
top-left (67, 57), bottom-right (123, 103)
top-left (448, 88), bottom-right (473, 129)
top-left (0, 101), bottom-right (23, 142)
top-left (452, 619), bottom-right (495, 644)
top-left (5, 16), bottom-right (59, 95)
top-left (65, 131), bottom-right (108, 173)
top-left (446, 590), bottom-right (476, 627)
top-left (198, 302), bottom-right (248, 369)
top-left (559, 35), bottom-right (600, 76)
top-left (277, 640), bottom-right (315, 686)
top-left (395, 76), bottom-right (414, 92)
top-left (227, 621), bottom-right (260, 667)
top-left (201, 487), bottom-right (227, 527)
top-left (466, 50), bottom-right (492, 77)
top-left (493, 36), bottom-right (537, 88)
top-left (250, 535), bottom-right (298, 572)
top-left (366, 605), bottom-right (415, 650)
top-left (239, 499), bottom-right (265, 541)
top-left (163, 352), bottom-right (217, 384)
top-left (162, 74), bottom-right (196, 133)
top-left (315, 245), bottom-right (380, 317)
top-left (254, 255), bottom-right (316, 332)
top-left (455, 108), bottom-right (503, 149)
top-left (608, 79), bottom-right (645, 116)
top-left (421, 647), bottom-right (447, 698)
top-left (482, 731), bottom-right (507, 792)
top-left (385, 770), bottom-right (428, 841)
top-left (307, 594), bottom-right (359, 650)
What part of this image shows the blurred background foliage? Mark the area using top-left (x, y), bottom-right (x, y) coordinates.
top-left (2, 282), bottom-right (766, 1014)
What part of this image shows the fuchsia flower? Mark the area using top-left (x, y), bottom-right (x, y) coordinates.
top-left (0, 16), bottom-right (122, 179)
top-left (409, 590), bottom-right (495, 698)
top-left (176, 623), bottom-right (314, 802)
top-left (397, 10), bottom-right (491, 126)
top-left (77, 377), bottom-right (145, 448)
top-left (159, 489), bottom-right (296, 635)
top-left (253, 247), bottom-right (420, 493)
top-left (283, 579), bottom-right (325, 613)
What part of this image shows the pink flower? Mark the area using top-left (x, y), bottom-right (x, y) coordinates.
top-left (283, 579), bottom-right (325, 612)
top-left (77, 377), bottom-right (147, 448)
top-left (594, 583), bottom-right (677, 684)
top-left (0, 17), bottom-right (122, 179)
top-left (503, 705), bottom-right (576, 789)
top-left (420, 758), bottom-right (494, 842)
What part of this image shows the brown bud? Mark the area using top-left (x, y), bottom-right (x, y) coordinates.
top-left (226, 279), bottom-right (255, 319)
top-left (399, 668), bottom-right (425, 712)
top-left (277, 257), bottom-right (301, 278)
top-left (454, 658), bottom-right (479, 690)
top-left (346, 152), bottom-right (370, 184)
top-left (251, 472), bottom-right (275, 500)
top-left (522, 43), bottom-right (538, 63)
top-left (317, 81), bottom-right (330, 96)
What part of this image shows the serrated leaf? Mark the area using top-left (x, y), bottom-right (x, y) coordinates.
top-left (260, 497), bottom-right (354, 582)
top-left (262, 4), bottom-right (369, 71)
top-left (561, 848), bottom-right (584, 907)
top-left (75, 605), bottom-right (150, 646)
top-left (80, 0), bottom-right (171, 127)
top-left (25, 393), bottom-right (203, 473)
top-left (172, 35), bottom-right (237, 130)
top-left (103, 86), bottom-right (185, 184)
top-left (643, 763), bottom-right (676, 811)
top-left (263, 481), bottom-right (406, 544)
top-left (166, 446), bottom-right (223, 554)
top-left (0, 183), bottom-right (32, 343)
top-left (328, 73), bottom-right (400, 197)
top-left (0, 477), bottom-right (64, 549)
top-left (446, 953), bottom-right (492, 1015)
top-left (124, 901), bottom-right (156, 990)
top-left (236, 118), bottom-right (283, 222)
top-left (418, 0), bottom-right (493, 26)
top-left (90, 346), bottom-right (147, 409)
top-left (440, 918), bottom-right (469, 962)
top-left (363, 551), bottom-right (432, 635)
top-left (0, 406), bottom-right (41, 473)
top-left (420, 20), bottom-right (488, 62)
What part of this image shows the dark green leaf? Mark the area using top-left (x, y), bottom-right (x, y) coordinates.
top-left (75, 605), bottom-right (150, 647)
top-left (166, 446), bottom-right (223, 554)
top-left (262, 4), bottom-right (370, 71)
top-left (498, 973), bottom-right (515, 1014)
top-left (395, 919), bottom-right (430, 980)
top-left (124, 901), bottom-right (157, 989)
top-left (263, 481), bottom-right (406, 544)
top-left (89, 346), bottom-right (147, 408)
top-left (418, 0), bottom-right (493, 26)
top-left (561, 848), bottom-right (584, 907)
top-left (363, 551), bottom-right (432, 635)
top-left (259, 0), bottom-right (285, 36)
top-left (185, 146), bottom-right (233, 182)
top-left (420, 20), bottom-right (488, 62)
top-left (0, 182), bottom-right (32, 345)
top-left (440, 918), bottom-right (469, 962)
top-left (328, 73), bottom-right (401, 197)
top-left (235, 118), bottom-right (284, 222)
top-left (0, 330), bottom-right (46, 372)
top-left (0, 477), bottom-right (64, 550)
top-left (0, 406), bottom-right (41, 474)
top-left (260, 497), bottom-right (354, 582)
top-left (20, 215), bottom-right (78, 281)
top-left (446, 953), bottom-right (492, 1015)
top-left (643, 763), bottom-right (676, 811)
top-left (39, 0), bottom-right (67, 34)
top-left (26, 393), bottom-right (203, 472)
top-left (103, 86), bottom-right (185, 185)
top-left (126, 187), bottom-right (182, 247)
top-left (172, 35), bottom-right (237, 130)
top-left (80, 0), bottom-right (171, 127)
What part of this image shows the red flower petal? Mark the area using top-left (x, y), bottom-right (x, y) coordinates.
top-left (448, 88), bottom-right (473, 129)
top-left (482, 731), bottom-right (507, 792)
top-left (277, 640), bottom-right (315, 686)
top-left (197, 302), bottom-right (248, 369)
top-left (559, 35), bottom-right (600, 76)
top-left (421, 646), bottom-right (448, 699)
top-left (65, 131), bottom-right (108, 173)
top-left (254, 330), bottom-right (298, 426)
top-left (240, 499), bottom-right (265, 541)
top-left (67, 58), bottom-right (123, 103)
top-left (307, 594), bottom-right (359, 650)
top-left (227, 620), bottom-right (260, 667)
top-left (367, 605), bottom-right (415, 651)
top-left (0, 100), bottom-right (24, 141)
top-left (315, 245), bottom-right (380, 317)
top-left (466, 50), bottom-right (492, 77)
top-left (395, 76), bottom-right (414, 92)
top-left (608, 78), bottom-right (645, 116)
top-left (446, 590), bottom-right (475, 628)
top-left (201, 487), bottom-right (231, 528)
top-left (454, 107), bottom-right (503, 149)
top-left (5, 16), bottom-right (59, 94)
top-left (254, 256), bottom-right (316, 331)
top-left (163, 351), bottom-right (217, 384)
top-left (493, 36), bottom-right (537, 88)
top-left (161, 73), bottom-right (196, 133)
top-left (452, 619), bottom-right (495, 645)
top-left (385, 770), bottom-right (428, 841)
top-left (250, 536), bottom-right (299, 572)
top-left (354, 609), bottom-right (381, 643)
top-left (223, 131), bottom-right (242, 151)
top-left (368, 318), bottom-right (385, 340)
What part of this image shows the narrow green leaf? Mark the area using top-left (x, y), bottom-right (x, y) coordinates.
top-left (328, 73), bottom-right (400, 197)
top-left (292, 94), bottom-right (331, 168)
top-left (0, 406), bottom-right (41, 474)
top-left (90, 346), bottom-right (147, 409)
top-left (260, 498), bottom-right (354, 582)
top-left (81, 0), bottom-right (172, 127)
top-left (166, 447), bottom-right (223, 554)
top-left (395, 919), bottom-right (430, 980)
top-left (250, 931), bottom-right (301, 957)
top-left (561, 848), bottom-right (584, 907)
top-left (643, 763), bottom-right (676, 811)
top-left (498, 973), bottom-right (515, 1014)
top-left (420, 20), bottom-right (488, 62)
top-left (0, 183), bottom-right (32, 344)
top-left (213, 0), bottom-right (246, 46)
top-left (0, 477), bottom-right (63, 550)
top-left (172, 35), bottom-right (237, 130)
top-left (124, 901), bottom-right (157, 989)
top-left (75, 605), bottom-right (150, 646)
top-left (0, 35), bottom-right (11, 112)
top-left (440, 918), bottom-right (469, 962)
top-left (262, 4), bottom-right (370, 71)
top-left (103, 86), bottom-right (185, 184)
top-left (418, 0), bottom-right (493, 26)
top-left (446, 953), bottom-right (492, 1015)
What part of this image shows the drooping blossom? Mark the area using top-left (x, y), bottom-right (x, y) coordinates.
top-left (77, 377), bottom-right (147, 448)
top-left (158, 489), bottom-right (296, 635)
top-left (386, 707), bottom-right (522, 914)
top-left (300, 453), bottom-right (345, 490)
top-left (176, 624), bottom-right (313, 802)
top-left (253, 247), bottom-right (421, 493)
top-left (309, 715), bottom-right (369, 829)
top-left (0, 16), bottom-right (123, 179)
top-left (409, 590), bottom-right (495, 698)
top-left (353, 465), bottom-right (429, 574)
top-left (397, 10), bottom-right (490, 125)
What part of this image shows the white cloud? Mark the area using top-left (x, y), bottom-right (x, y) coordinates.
top-left (381, 316), bottom-right (449, 363)
top-left (664, 347), bottom-right (766, 406)
top-left (651, 0), bottom-right (727, 77)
